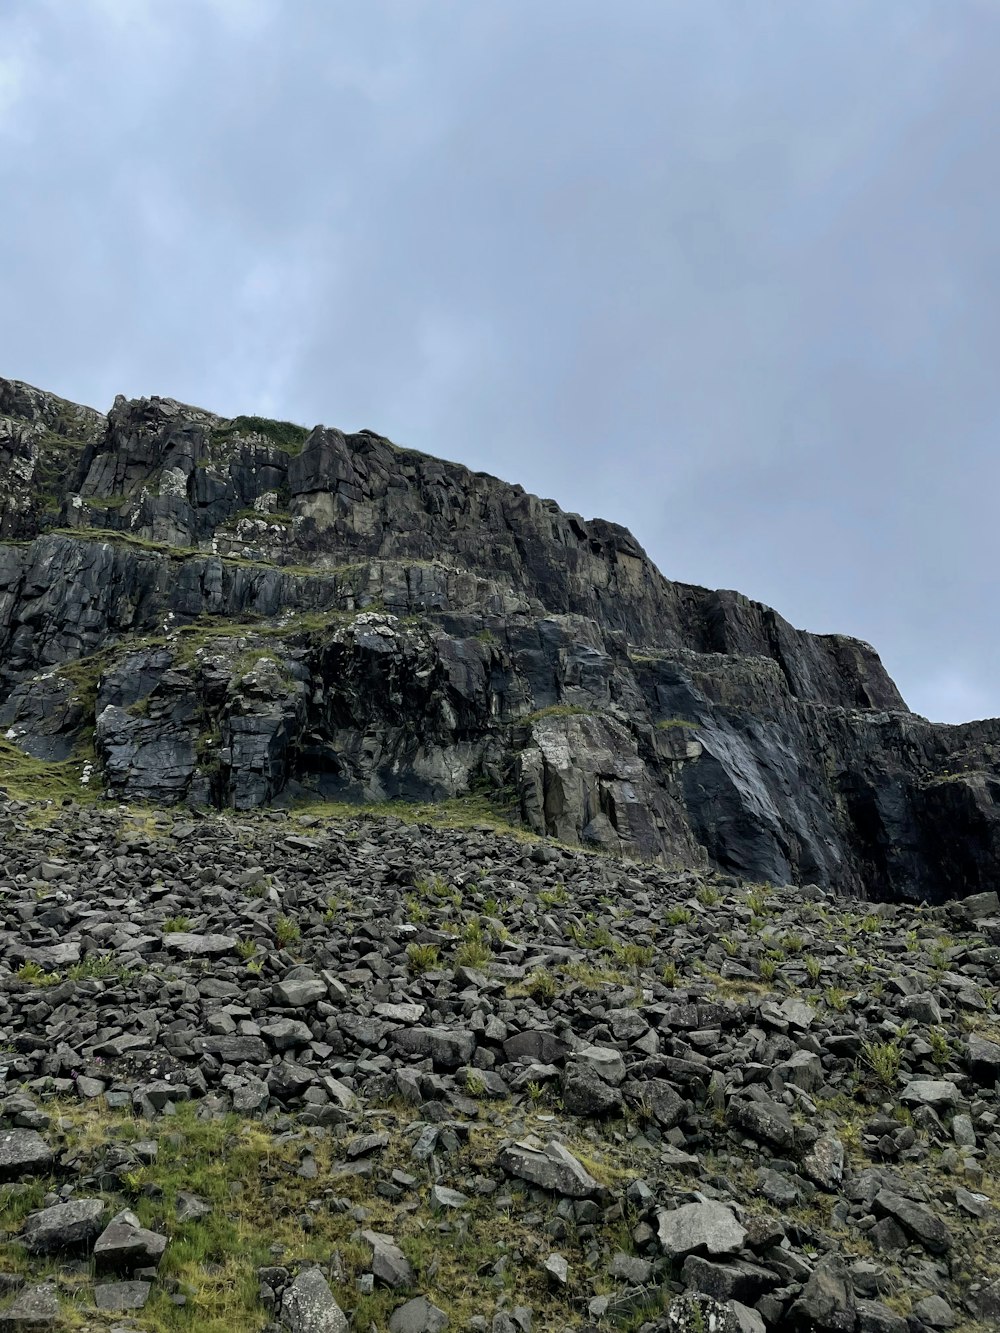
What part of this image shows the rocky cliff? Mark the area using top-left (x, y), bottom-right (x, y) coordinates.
top-left (1, 375), bottom-right (998, 902)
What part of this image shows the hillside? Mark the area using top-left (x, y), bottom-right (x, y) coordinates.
top-left (1, 375), bottom-right (999, 901)
top-left (0, 378), bottom-right (999, 1331)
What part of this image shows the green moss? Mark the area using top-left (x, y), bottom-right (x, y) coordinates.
top-left (655, 717), bottom-right (700, 730)
top-left (524, 703), bottom-right (599, 723)
top-left (213, 416), bottom-right (310, 453)
top-left (0, 739), bottom-right (96, 805)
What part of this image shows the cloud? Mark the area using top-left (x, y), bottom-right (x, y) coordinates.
top-left (2, 0), bottom-right (1000, 722)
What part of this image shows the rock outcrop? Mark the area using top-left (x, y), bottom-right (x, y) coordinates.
top-left (1, 374), bottom-right (999, 901)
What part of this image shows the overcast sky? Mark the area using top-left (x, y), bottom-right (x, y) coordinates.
top-left (2, 1), bottom-right (998, 723)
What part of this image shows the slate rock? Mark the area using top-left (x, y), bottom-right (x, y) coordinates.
top-left (163, 932), bottom-right (238, 956)
top-left (562, 1064), bottom-right (623, 1117)
top-left (873, 1189), bottom-right (951, 1253)
top-left (665, 1294), bottom-right (740, 1332)
top-left (93, 1209), bottom-right (168, 1273)
top-left (0, 1130), bottom-right (52, 1182)
top-left (656, 1201), bottom-right (747, 1259)
top-left (0, 1282), bottom-right (59, 1330)
top-left (389, 1296), bottom-right (449, 1333)
top-left (362, 1230), bottom-right (414, 1289)
top-left (498, 1140), bottom-right (601, 1197)
top-left (281, 1267), bottom-right (349, 1333)
top-left (93, 1281), bottom-right (151, 1311)
top-left (392, 1027), bottom-right (476, 1069)
top-left (786, 1253), bottom-right (856, 1331)
top-left (21, 1198), bottom-right (106, 1253)
top-left (728, 1096), bottom-right (795, 1150)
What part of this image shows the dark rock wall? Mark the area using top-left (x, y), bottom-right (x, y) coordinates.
top-left (0, 374), bottom-right (996, 901)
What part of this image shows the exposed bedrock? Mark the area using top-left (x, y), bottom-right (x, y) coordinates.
top-left (0, 374), bottom-right (997, 901)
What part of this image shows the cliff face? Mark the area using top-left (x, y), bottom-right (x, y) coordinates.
top-left (1, 374), bottom-right (997, 901)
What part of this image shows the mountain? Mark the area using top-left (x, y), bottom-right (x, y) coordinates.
top-left (1, 374), bottom-right (999, 902)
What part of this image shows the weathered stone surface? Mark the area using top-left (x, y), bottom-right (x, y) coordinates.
top-left (0, 1131), bottom-right (52, 1183)
top-left (281, 1267), bottom-right (348, 1333)
top-left (874, 1188), bottom-right (952, 1253)
top-left (21, 1199), bottom-right (106, 1253)
top-left (362, 1231), bottom-right (414, 1289)
top-left (5, 374), bottom-right (1000, 895)
top-left (0, 1282), bottom-right (59, 1330)
top-left (93, 1210), bottom-right (167, 1273)
top-left (787, 1254), bottom-right (856, 1330)
top-left (93, 1281), bottom-right (151, 1311)
top-left (656, 1201), bottom-right (747, 1259)
top-left (498, 1140), bottom-right (601, 1197)
top-left (388, 1296), bottom-right (449, 1333)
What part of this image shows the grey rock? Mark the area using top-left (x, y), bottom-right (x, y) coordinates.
top-left (273, 978), bottom-right (328, 1007)
top-left (497, 1140), bottom-right (601, 1197)
top-left (873, 1188), bottom-right (951, 1253)
top-left (93, 1209), bottom-right (167, 1273)
top-left (392, 1027), bottom-right (476, 1069)
top-left (362, 1231), bottom-right (414, 1289)
top-left (281, 1267), bottom-right (349, 1333)
top-left (802, 1133), bottom-right (845, 1190)
top-left (163, 932), bottom-right (238, 956)
top-left (21, 1198), bottom-right (106, 1253)
top-left (0, 1130), bottom-right (52, 1182)
top-left (912, 1294), bottom-right (956, 1329)
top-left (665, 1294), bottom-right (740, 1332)
top-left (388, 1296), bottom-right (449, 1333)
top-left (656, 1201), bottom-right (747, 1259)
top-left (0, 1282), bottom-right (59, 1330)
top-left (899, 1079), bottom-right (959, 1109)
top-left (787, 1253), bottom-right (856, 1331)
top-left (93, 1282), bottom-right (151, 1311)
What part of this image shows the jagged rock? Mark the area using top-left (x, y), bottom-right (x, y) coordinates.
top-left (561, 1063), bottom-right (624, 1116)
top-left (388, 1296), bottom-right (449, 1333)
top-left (873, 1189), bottom-right (951, 1253)
top-left (93, 1281), bottom-right (151, 1311)
top-left (0, 1131), bottom-right (52, 1182)
top-left (281, 1267), bottom-right (348, 1333)
top-left (362, 1231), bottom-right (414, 1289)
top-left (0, 1282), bottom-right (60, 1330)
top-left (727, 1096), bottom-right (795, 1150)
top-left (912, 1295), bottom-right (956, 1328)
top-left (392, 1027), bottom-right (476, 1069)
top-left (5, 374), bottom-right (1000, 895)
top-left (803, 1134), bottom-right (845, 1191)
top-left (93, 1210), bottom-right (167, 1273)
top-left (899, 1079), bottom-right (959, 1109)
top-left (656, 1201), bottom-right (747, 1259)
top-left (664, 1294), bottom-right (741, 1332)
top-left (21, 1199), bottom-right (106, 1253)
top-left (786, 1254), bottom-right (856, 1330)
top-left (497, 1140), bottom-right (601, 1197)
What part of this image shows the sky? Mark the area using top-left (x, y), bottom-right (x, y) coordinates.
top-left (1, 1), bottom-right (998, 724)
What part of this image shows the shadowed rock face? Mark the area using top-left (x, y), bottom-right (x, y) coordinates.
top-left (0, 374), bottom-right (998, 900)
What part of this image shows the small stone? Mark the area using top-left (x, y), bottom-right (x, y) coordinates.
top-left (543, 1253), bottom-right (568, 1286)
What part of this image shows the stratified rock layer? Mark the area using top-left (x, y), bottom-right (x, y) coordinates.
top-left (2, 374), bottom-right (999, 900)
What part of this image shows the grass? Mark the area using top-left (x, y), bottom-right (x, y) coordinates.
top-left (406, 942), bottom-right (440, 974)
top-left (0, 738), bottom-right (96, 806)
top-left (858, 1038), bottom-right (903, 1091)
top-left (213, 415), bottom-right (310, 453)
top-left (274, 915), bottom-right (301, 948)
top-left (524, 704), bottom-right (599, 724)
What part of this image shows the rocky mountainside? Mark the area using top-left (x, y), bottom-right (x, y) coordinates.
top-left (0, 800), bottom-right (998, 1332)
top-left (1, 373), bottom-right (999, 900)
